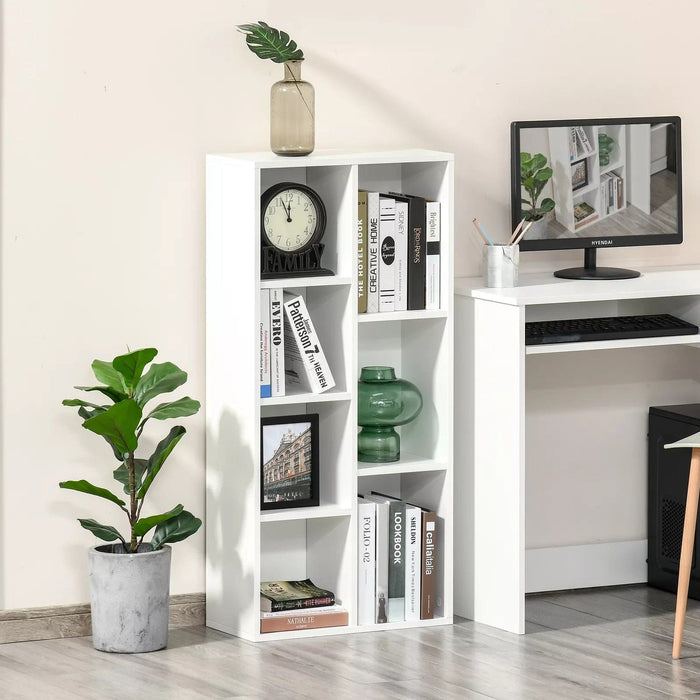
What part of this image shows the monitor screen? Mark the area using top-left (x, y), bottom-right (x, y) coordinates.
top-left (510, 116), bottom-right (682, 279)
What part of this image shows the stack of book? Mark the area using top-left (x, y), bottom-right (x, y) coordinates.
top-left (357, 492), bottom-right (439, 625)
top-left (357, 191), bottom-right (441, 314)
top-left (259, 579), bottom-right (348, 633)
top-left (259, 291), bottom-right (335, 398)
top-left (573, 201), bottom-right (598, 229)
top-left (599, 172), bottom-right (624, 216)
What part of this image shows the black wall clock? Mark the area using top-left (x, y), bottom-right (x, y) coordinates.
top-left (260, 182), bottom-right (333, 278)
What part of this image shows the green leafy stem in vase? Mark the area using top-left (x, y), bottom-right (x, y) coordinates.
top-left (60, 348), bottom-right (202, 553)
top-left (237, 20), bottom-right (313, 118)
top-left (520, 152), bottom-right (555, 222)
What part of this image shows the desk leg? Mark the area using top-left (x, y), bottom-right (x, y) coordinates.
top-left (673, 447), bottom-right (700, 659)
top-left (470, 298), bottom-right (525, 634)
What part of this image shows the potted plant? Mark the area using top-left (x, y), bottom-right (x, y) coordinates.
top-left (60, 347), bottom-right (201, 653)
top-left (520, 152), bottom-right (555, 222)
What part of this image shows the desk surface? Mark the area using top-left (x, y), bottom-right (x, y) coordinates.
top-left (455, 265), bottom-right (700, 306)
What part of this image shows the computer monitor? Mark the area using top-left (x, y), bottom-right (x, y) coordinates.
top-left (510, 116), bottom-right (682, 280)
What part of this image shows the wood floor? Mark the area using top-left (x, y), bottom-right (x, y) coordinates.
top-left (3, 585), bottom-right (700, 698)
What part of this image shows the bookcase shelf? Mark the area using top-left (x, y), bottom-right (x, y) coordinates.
top-left (206, 149), bottom-right (453, 642)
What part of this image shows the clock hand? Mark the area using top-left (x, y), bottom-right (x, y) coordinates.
top-left (283, 200), bottom-right (292, 222)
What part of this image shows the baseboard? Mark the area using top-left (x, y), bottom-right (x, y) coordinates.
top-left (525, 540), bottom-right (647, 594)
top-left (0, 593), bottom-right (205, 645)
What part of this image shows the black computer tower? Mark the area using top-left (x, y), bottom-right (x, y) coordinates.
top-left (648, 404), bottom-right (700, 598)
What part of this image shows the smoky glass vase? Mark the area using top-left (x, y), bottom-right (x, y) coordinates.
top-left (357, 366), bottom-right (423, 463)
top-left (270, 59), bottom-right (315, 156)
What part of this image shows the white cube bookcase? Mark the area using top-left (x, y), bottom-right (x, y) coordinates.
top-left (205, 149), bottom-right (454, 641)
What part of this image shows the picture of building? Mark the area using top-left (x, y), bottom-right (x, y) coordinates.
top-left (262, 422), bottom-right (313, 503)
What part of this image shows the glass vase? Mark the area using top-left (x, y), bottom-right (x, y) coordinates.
top-left (357, 366), bottom-right (423, 463)
top-left (270, 60), bottom-right (315, 156)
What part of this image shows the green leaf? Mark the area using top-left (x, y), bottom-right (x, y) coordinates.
top-left (519, 152), bottom-right (532, 164)
top-left (92, 360), bottom-right (127, 395)
top-left (534, 167), bottom-right (553, 181)
top-left (150, 510), bottom-right (202, 550)
top-left (113, 459), bottom-right (149, 495)
top-left (113, 348), bottom-right (158, 391)
top-left (134, 504), bottom-right (184, 538)
top-left (137, 426), bottom-right (186, 499)
top-left (63, 398), bottom-right (107, 411)
top-left (144, 397), bottom-right (200, 422)
top-left (78, 518), bottom-right (126, 545)
top-left (74, 385), bottom-right (126, 403)
top-left (59, 479), bottom-right (126, 508)
top-left (530, 153), bottom-right (547, 171)
top-left (522, 176), bottom-right (535, 190)
top-left (134, 363), bottom-right (187, 407)
top-left (540, 198), bottom-right (555, 212)
top-left (237, 21), bottom-right (304, 63)
top-left (82, 399), bottom-right (142, 454)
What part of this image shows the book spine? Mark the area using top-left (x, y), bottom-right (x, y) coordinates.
top-left (357, 499), bottom-right (376, 626)
top-left (269, 288), bottom-right (285, 397)
top-left (374, 500), bottom-right (389, 623)
top-left (387, 500), bottom-right (405, 622)
top-left (378, 196), bottom-right (396, 312)
top-left (260, 610), bottom-right (348, 633)
top-left (259, 289), bottom-right (271, 398)
top-left (575, 126), bottom-right (593, 154)
top-left (569, 127), bottom-right (578, 161)
top-left (394, 200), bottom-right (409, 312)
top-left (261, 605), bottom-right (341, 618)
top-left (404, 504), bottom-right (422, 621)
top-left (407, 196), bottom-right (426, 310)
top-left (425, 201), bottom-right (440, 310)
top-left (366, 192), bottom-right (380, 313)
top-left (283, 293), bottom-right (336, 394)
top-left (617, 175), bottom-right (623, 210)
top-left (421, 510), bottom-right (437, 620)
top-left (357, 191), bottom-right (368, 314)
top-left (265, 595), bottom-right (336, 613)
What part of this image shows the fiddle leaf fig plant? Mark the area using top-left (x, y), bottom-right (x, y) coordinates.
top-left (60, 348), bottom-right (201, 553)
top-left (520, 152), bottom-right (555, 221)
top-left (237, 21), bottom-right (304, 63)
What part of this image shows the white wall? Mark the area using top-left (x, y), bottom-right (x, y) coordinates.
top-left (2, 0), bottom-right (700, 609)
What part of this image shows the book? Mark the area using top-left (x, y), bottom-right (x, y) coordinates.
top-left (425, 201), bottom-right (441, 310)
top-left (357, 191), bottom-right (368, 314)
top-left (574, 214), bottom-right (598, 230)
top-left (269, 288), bottom-right (285, 397)
top-left (420, 509), bottom-right (437, 620)
top-left (404, 503), bottom-right (422, 621)
top-left (379, 195), bottom-right (396, 312)
top-left (259, 289), bottom-right (271, 398)
top-left (573, 202), bottom-right (595, 222)
top-left (396, 193), bottom-right (427, 310)
top-left (365, 191), bottom-right (380, 313)
top-left (261, 604), bottom-right (341, 618)
top-left (357, 497), bottom-right (376, 626)
top-left (394, 199), bottom-right (409, 311)
top-left (260, 607), bottom-right (348, 633)
top-left (575, 126), bottom-right (594, 155)
top-left (371, 491), bottom-right (405, 622)
top-left (361, 493), bottom-right (389, 623)
top-left (260, 579), bottom-right (335, 613)
top-left (283, 293), bottom-right (335, 394)
top-left (568, 127), bottom-right (578, 161)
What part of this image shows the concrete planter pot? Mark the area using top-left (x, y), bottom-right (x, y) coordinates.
top-left (88, 543), bottom-right (171, 653)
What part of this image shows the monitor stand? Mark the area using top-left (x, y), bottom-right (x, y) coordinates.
top-left (554, 248), bottom-right (641, 280)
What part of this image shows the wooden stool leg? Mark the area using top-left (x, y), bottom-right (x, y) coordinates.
top-left (673, 447), bottom-right (700, 659)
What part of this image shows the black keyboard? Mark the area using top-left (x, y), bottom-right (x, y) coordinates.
top-left (525, 313), bottom-right (699, 345)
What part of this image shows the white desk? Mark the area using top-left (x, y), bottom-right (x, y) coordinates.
top-left (454, 266), bottom-right (700, 634)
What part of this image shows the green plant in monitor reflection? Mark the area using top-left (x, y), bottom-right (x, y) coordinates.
top-left (520, 152), bottom-right (555, 222)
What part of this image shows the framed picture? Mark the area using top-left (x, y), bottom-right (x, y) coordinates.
top-left (260, 414), bottom-right (319, 510)
top-left (571, 158), bottom-right (588, 191)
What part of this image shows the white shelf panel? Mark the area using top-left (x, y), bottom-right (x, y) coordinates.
top-left (526, 334), bottom-right (700, 355)
top-left (260, 276), bottom-right (353, 289)
top-left (260, 504), bottom-right (352, 523)
top-left (261, 390), bottom-right (352, 406)
top-left (358, 309), bottom-right (448, 323)
top-left (357, 453), bottom-right (449, 477)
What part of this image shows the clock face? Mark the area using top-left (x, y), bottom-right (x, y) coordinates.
top-left (262, 187), bottom-right (320, 253)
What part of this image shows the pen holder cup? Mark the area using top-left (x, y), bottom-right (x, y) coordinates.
top-left (483, 244), bottom-right (519, 288)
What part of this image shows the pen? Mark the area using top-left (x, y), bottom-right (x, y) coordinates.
top-left (472, 218), bottom-right (494, 246)
top-left (512, 220), bottom-right (533, 246)
top-left (507, 218), bottom-right (525, 246)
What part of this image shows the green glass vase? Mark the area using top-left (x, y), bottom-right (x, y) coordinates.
top-left (357, 366), bottom-right (423, 463)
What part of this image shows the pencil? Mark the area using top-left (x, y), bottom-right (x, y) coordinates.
top-left (512, 220), bottom-right (534, 246)
top-left (472, 218), bottom-right (494, 246)
top-left (507, 218), bottom-right (525, 246)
